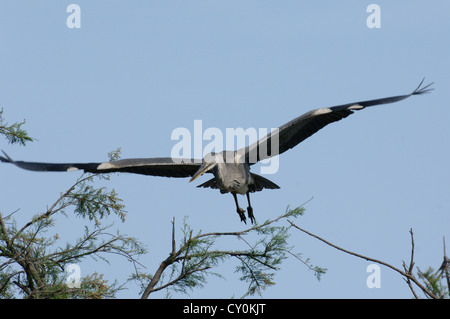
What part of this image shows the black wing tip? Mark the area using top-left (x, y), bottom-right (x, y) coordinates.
top-left (412, 78), bottom-right (434, 95)
top-left (0, 150), bottom-right (13, 163)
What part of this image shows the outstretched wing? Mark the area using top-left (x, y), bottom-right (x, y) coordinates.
top-left (0, 151), bottom-right (202, 178)
top-left (244, 79), bottom-right (433, 164)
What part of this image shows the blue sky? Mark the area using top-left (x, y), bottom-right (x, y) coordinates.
top-left (1, 1), bottom-right (449, 298)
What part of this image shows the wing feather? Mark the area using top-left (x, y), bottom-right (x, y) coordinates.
top-left (0, 152), bottom-right (201, 178)
top-left (244, 79), bottom-right (433, 164)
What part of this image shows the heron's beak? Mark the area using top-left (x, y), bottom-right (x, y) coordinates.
top-left (189, 162), bottom-right (214, 183)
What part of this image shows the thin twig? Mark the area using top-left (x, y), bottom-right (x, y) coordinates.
top-left (441, 236), bottom-right (450, 297)
top-left (402, 229), bottom-right (418, 298)
top-left (171, 217), bottom-right (176, 256)
top-left (0, 213), bottom-right (12, 248)
top-left (288, 220), bottom-right (439, 299)
top-left (11, 174), bottom-right (93, 242)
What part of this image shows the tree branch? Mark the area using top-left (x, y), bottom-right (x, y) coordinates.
top-left (288, 220), bottom-right (439, 299)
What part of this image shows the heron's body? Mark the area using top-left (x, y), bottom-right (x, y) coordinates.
top-left (0, 80), bottom-right (434, 223)
top-left (200, 152), bottom-right (251, 194)
top-left (215, 162), bottom-right (252, 195)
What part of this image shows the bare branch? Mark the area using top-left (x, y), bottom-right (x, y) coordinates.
top-left (288, 220), bottom-right (439, 299)
top-left (171, 217), bottom-right (176, 256)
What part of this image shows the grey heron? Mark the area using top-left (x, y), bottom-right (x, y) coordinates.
top-left (0, 80), bottom-right (433, 224)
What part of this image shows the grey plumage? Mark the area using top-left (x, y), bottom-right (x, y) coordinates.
top-left (0, 79), bottom-right (433, 223)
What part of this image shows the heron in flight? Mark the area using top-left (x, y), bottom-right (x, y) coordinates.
top-left (1, 80), bottom-right (433, 224)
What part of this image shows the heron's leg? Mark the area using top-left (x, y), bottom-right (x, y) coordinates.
top-left (246, 192), bottom-right (255, 224)
top-left (232, 193), bottom-right (247, 224)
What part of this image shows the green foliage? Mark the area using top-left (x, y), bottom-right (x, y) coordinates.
top-left (0, 114), bottom-right (144, 298)
top-left (0, 171), bottom-right (146, 298)
top-left (136, 206), bottom-right (326, 299)
top-left (417, 251), bottom-right (450, 299)
top-left (68, 178), bottom-right (126, 223)
top-left (0, 108), bottom-right (34, 146)
top-left (417, 267), bottom-right (448, 298)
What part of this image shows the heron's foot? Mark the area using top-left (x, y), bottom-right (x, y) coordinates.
top-left (236, 207), bottom-right (247, 224)
top-left (247, 206), bottom-right (255, 224)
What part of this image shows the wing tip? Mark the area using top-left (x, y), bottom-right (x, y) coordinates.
top-left (0, 150), bottom-right (13, 163)
top-left (413, 77), bottom-right (434, 95)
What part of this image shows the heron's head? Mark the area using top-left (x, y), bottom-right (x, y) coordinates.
top-left (189, 152), bottom-right (221, 183)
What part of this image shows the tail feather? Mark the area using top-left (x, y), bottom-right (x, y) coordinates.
top-left (250, 173), bottom-right (280, 192)
top-left (197, 173), bottom-right (280, 193)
